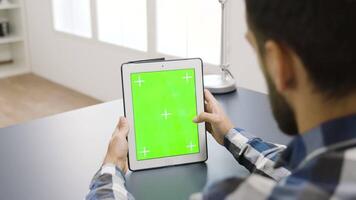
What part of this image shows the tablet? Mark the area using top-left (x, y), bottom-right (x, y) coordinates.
top-left (121, 58), bottom-right (207, 171)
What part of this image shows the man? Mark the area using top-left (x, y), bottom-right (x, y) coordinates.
top-left (86, 0), bottom-right (356, 199)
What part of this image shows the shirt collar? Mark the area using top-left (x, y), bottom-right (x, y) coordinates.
top-left (275, 113), bottom-right (356, 171)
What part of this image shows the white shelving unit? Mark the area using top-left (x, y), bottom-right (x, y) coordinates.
top-left (0, 0), bottom-right (29, 78)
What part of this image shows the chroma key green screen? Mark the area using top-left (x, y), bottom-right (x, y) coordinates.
top-left (131, 68), bottom-right (200, 161)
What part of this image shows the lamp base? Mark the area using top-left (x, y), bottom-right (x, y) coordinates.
top-left (204, 74), bottom-right (237, 94)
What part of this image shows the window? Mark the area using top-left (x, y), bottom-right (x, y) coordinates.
top-left (51, 0), bottom-right (221, 64)
top-left (156, 0), bottom-right (221, 65)
top-left (52, 0), bottom-right (92, 38)
top-left (96, 0), bottom-right (148, 51)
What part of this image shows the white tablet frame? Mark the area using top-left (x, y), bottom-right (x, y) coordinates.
top-left (121, 58), bottom-right (207, 171)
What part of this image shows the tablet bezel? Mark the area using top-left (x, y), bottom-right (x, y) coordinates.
top-left (121, 58), bottom-right (207, 171)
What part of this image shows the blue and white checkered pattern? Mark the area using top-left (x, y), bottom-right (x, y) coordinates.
top-left (86, 114), bottom-right (356, 200)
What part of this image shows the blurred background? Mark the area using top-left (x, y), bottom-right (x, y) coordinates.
top-left (0, 0), bottom-right (267, 128)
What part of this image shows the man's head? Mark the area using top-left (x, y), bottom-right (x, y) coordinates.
top-left (244, 0), bottom-right (356, 135)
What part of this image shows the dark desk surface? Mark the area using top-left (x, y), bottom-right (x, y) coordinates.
top-left (0, 88), bottom-right (291, 200)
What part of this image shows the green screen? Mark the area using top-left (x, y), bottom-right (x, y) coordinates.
top-left (131, 68), bottom-right (200, 161)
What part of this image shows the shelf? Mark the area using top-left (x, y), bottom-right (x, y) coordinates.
top-left (0, 62), bottom-right (30, 78)
top-left (0, 36), bottom-right (23, 44)
top-left (0, 3), bottom-right (21, 10)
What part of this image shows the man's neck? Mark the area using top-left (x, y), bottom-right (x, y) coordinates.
top-left (295, 92), bottom-right (356, 134)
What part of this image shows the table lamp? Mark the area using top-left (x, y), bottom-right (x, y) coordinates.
top-left (204, 0), bottom-right (237, 94)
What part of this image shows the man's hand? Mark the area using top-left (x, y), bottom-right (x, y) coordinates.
top-left (103, 117), bottom-right (130, 173)
top-left (193, 89), bottom-right (234, 145)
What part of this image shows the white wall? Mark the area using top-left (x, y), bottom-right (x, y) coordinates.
top-left (25, 0), bottom-right (267, 102)
top-left (228, 0), bottom-right (267, 94)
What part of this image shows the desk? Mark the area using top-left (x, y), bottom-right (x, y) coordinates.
top-left (0, 88), bottom-right (291, 200)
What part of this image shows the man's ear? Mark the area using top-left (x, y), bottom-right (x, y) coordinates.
top-left (264, 40), bottom-right (295, 93)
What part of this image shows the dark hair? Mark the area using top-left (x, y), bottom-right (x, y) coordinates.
top-left (245, 0), bottom-right (356, 97)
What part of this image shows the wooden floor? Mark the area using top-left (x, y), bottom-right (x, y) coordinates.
top-left (0, 73), bottom-right (101, 128)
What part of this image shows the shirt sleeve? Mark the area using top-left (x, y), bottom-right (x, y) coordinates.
top-left (189, 174), bottom-right (276, 200)
top-left (224, 128), bottom-right (291, 181)
top-left (86, 164), bottom-right (135, 200)
top-left (194, 174), bottom-right (330, 200)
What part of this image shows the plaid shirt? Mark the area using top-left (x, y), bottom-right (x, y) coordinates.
top-left (86, 114), bottom-right (356, 200)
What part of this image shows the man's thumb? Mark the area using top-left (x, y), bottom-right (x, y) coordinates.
top-left (193, 112), bottom-right (216, 124)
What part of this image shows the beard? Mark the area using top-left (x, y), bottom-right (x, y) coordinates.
top-left (253, 37), bottom-right (299, 136)
top-left (265, 71), bottom-right (299, 136)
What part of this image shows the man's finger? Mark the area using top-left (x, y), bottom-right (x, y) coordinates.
top-left (193, 112), bottom-right (217, 123)
top-left (205, 123), bottom-right (213, 134)
top-left (204, 98), bottom-right (215, 113)
top-left (116, 117), bottom-right (129, 137)
top-left (204, 89), bottom-right (218, 105)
